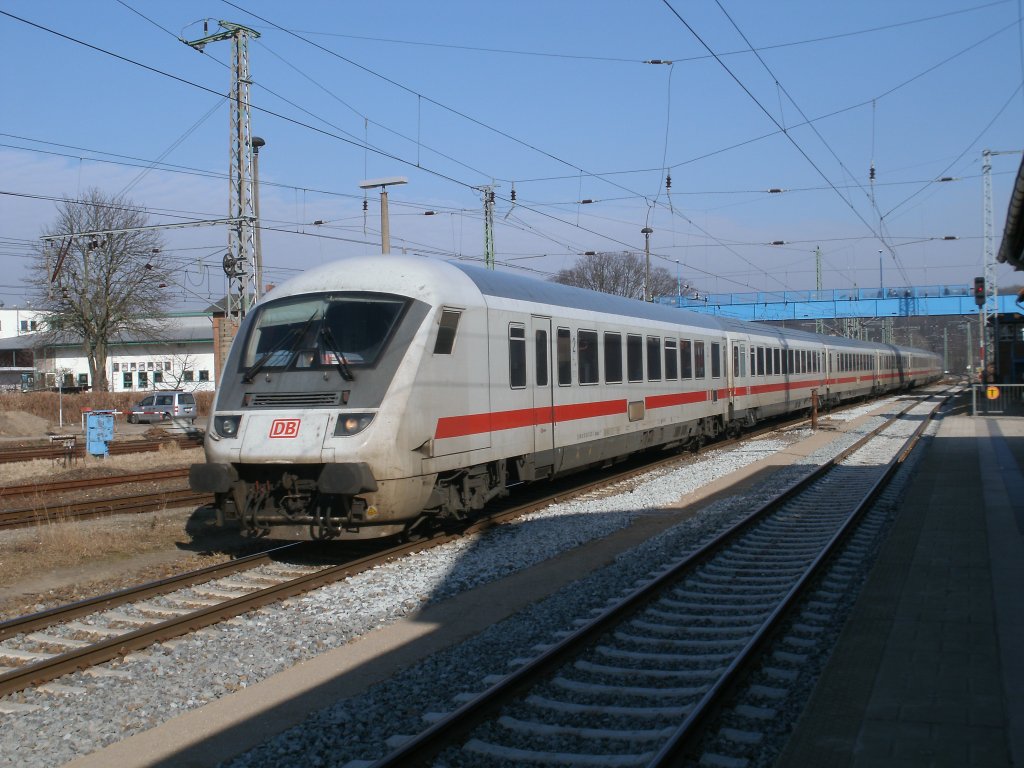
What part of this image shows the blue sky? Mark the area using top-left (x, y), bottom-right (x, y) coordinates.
top-left (1, 0), bottom-right (1022, 310)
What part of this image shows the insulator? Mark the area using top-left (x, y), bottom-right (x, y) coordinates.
top-left (665, 173), bottom-right (672, 190)
top-left (510, 187), bottom-right (516, 202)
top-left (362, 199), bottom-right (368, 212)
top-left (869, 164), bottom-right (876, 181)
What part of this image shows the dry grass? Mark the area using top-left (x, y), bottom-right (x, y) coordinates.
top-left (0, 508), bottom-right (233, 617)
top-left (5, 511), bottom-right (178, 572)
top-left (1, 442), bottom-right (205, 485)
top-left (0, 390), bottom-right (214, 423)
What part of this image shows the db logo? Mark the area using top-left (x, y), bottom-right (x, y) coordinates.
top-left (269, 418), bottom-right (301, 438)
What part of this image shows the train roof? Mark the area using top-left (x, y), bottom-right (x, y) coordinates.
top-left (452, 262), bottom-right (933, 355)
top-left (264, 255), bottom-right (937, 358)
top-left (452, 261), bottom-right (728, 333)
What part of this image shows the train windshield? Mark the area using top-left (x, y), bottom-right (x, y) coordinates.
top-left (241, 293), bottom-right (408, 373)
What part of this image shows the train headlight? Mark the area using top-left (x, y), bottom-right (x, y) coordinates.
top-left (334, 412), bottom-right (375, 436)
top-left (214, 415), bottom-right (242, 438)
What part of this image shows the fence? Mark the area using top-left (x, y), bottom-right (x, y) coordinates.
top-left (972, 384), bottom-right (1024, 416)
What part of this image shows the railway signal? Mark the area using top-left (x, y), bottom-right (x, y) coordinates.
top-left (974, 276), bottom-right (986, 307)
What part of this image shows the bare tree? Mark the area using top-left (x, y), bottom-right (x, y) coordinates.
top-left (29, 188), bottom-right (171, 392)
top-left (551, 251), bottom-right (678, 300)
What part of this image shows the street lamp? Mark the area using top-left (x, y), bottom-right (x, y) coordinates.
top-left (252, 136), bottom-right (265, 296)
top-left (641, 227), bottom-right (653, 302)
top-left (359, 176), bottom-right (408, 254)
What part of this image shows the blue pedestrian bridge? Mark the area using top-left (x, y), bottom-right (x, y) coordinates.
top-left (655, 284), bottom-right (1019, 321)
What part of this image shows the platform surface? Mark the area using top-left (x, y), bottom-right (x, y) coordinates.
top-left (778, 412), bottom-right (1024, 767)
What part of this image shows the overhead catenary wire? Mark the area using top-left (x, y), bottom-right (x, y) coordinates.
top-left (1, 3), bottom-right (1013, 304)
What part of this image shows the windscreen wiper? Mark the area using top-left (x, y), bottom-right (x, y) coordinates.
top-left (319, 324), bottom-right (355, 381)
top-left (242, 310), bottom-right (319, 383)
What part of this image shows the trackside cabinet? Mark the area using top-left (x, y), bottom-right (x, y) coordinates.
top-left (86, 412), bottom-right (115, 457)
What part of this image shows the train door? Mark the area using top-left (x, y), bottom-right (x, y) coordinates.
top-left (727, 338), bottom-right (738, 403)
top-left (531, 316), bottom-right (555, 457)
top-left (726, 337), bottom-right (741, 430)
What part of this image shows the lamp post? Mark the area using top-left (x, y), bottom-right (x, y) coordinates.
top-left (878, 249), bottom-right (883, 294)
top-left (641, 227), bottom-right (653, 301)
top-left (252, 136), bottom-right (265, 297)
top-left (675, 260), bottom-right (681, 307)
top-left (359, 176), bottom-right (408, 254)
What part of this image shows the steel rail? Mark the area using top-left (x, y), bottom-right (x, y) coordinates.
top-left (0, 542), bottom-right (306, 641)
top-left (0, 468), bottom-right (190, 498)
top-left (0, 435), bottom-right (202, 465)
top-left (649, 389), bottom-right (952, 766)
top-left (0, 489), bottom-right (209, 530)
top-left (367, 389), bottom-right (950, 767)
top-left (0, 390), bottom-right (940, 701)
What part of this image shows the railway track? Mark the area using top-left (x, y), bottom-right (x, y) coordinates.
top-left (367, 390), bottom-right (950, 767)
top-left (0, 434), bottom-right (202, 465)
top-left (1, 461), bottom-right (640, 703)
top-left (0, 392), bottom-right (929, 707)
top-left (0, 488), bottom-right (210, 530)
top-left (0, 467), bottom-right (190, 499)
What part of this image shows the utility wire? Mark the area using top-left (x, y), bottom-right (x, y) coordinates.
top-left (274, 1), bottom-right (1012, 67)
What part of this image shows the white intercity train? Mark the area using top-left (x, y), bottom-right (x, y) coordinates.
top-left (189, 255), bottom-right (942, 540)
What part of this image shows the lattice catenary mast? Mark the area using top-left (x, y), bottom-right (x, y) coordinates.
top-left (184, 21), bottom-right (261, 323)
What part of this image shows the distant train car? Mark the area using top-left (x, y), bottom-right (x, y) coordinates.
top-left (189, 255), bottom-right (942, 540)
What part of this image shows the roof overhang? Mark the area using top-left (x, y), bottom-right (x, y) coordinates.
top-left (997, 154), bottom-right (1024, 270)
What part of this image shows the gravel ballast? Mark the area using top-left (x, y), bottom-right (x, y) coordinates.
top-left (0, 399), bottom-right (906, 768)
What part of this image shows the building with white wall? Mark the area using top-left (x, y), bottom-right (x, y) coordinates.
top-left (0, 305), bottom-right (45, 339)
top-left (0, 312), bottom-right (216, 392)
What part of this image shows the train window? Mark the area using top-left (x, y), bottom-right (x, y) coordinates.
top-left (750, 347), bottom-right (756, 377)
top-left (647, 337), bottom-right (662, 381)
top-left (765, 348), bottom-right (773, 376)
top-left (509, 324), bottom-right (527, 389)
top-left (604, 332), bottom-right (623, 384)
top-left (243, 293), bottom-right (408, 372)
top-left (680, 339), bottom-right (693, 379)
top-left (773, 348), bottom-right (781, 376)
top-left (740, 344), bottom-right (747, 377)
top-left (578, 330), bottom-right (599, 385)
top-left (665, 339), bottom-right (678, 380)
top-left (756, 347), bottom-right (765, 376)
top-left (711, 343), bottom-right (721, 378)
top-left (535, 330), bottom-right (548, 387)
top-left (786, 349), bottom-right (793, 375)
top-left (627, 334), bottom-right (643, 382)
top-left (433, 309), bottom-right (461, 355)
top-left (732, 345), bottom-right (739, 378)
top-left (694, 340), bottom-right (706, 379)
top-left (557, 328), bottom-right (571, 386)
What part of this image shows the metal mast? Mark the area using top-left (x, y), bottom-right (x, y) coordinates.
top-left (814, 246), bottom-right (823, 335)
top-left (184, 21), bottom-right (261, 322)
top-left (981, 148), bottom-right (1024, 376)
top-left (982, 150), bottom-right (996, 374)
top-left (480, 185), bottom-right (497, 270)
